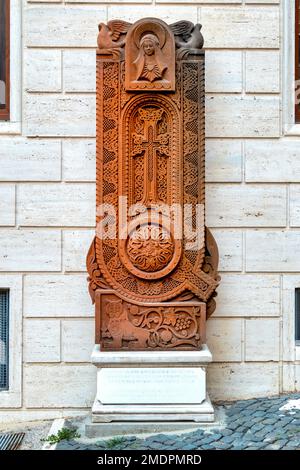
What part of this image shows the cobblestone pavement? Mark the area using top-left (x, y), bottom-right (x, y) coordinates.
top-left (56, 393), bottom-right (300, 451)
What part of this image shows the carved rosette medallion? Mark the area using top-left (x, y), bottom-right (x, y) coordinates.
top-left (119, 218), bottom-right (182, 280)
top-left (127, 224), bottom-right (174, 272)
top-left (87, 17), bottom-right (221, 351)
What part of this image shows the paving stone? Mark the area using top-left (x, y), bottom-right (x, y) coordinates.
top-left (272, 440), bottom-right (288, 449)
top-left (263, 432), bottom-right (281, 443)
top-left (213, 441), bottom-right (233, 450)
top-left (252, 411), bottom-right (266, 418)
top-left (286, 426), bottom-right (300, 435)
top-left (188, 437), bottom-right (205, 446)
top-left (248, 416), bottom-right (265, 424)
top-left (200, 435), bottom-right (219, 445)
top-left (209, 433), bottom-right (223, 442)
top-left (239, 411), bottom-right (254, 418)
top-left (227, 421), bottom-right (240, 431)
top-left (250, 423), bottom-right (264, 432)
top-left (220, 428), bottom-right (233, 436)
top-left (236, 425), bottom-right (250, 433)
top-left (278, 417), bottom-right (294, 426)
top-left (286, 440), bottom-right (300, 448)
top-left (262, 418), bottom-right (278, 426)
top-left (201, 444), bottom-right (215, 450)
top-left (186, 430), bottom-right (204, 439)
top-left (268, 406), bottom-right (282, 413)
top-left (256, 425), bottom-right (274, 436)
top-left (54, 392), bottom-right (300, 451)
top-left (226, 410), bottom-right (239, 417)
top-left (148, 433), bottom-right (168, 442)
top-left (220, 435), bottom-right (236, 444)
top-left (231, 438), bottom-right (250, 448)
top-left (95, 440), bottom-right (106, 445)
top-left (181, 444), bottom-right (197, 450)
top-left (247, 442), bottom-right (267, 450)
top-left (243, 433), bottom-right (262, 443)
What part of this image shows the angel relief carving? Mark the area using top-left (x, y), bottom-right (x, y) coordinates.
top-left (170, 21), bottom-right (204, 57)
top-left (97, 20), bottom-right (132, 56)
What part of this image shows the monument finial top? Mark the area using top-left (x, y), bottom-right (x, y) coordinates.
top-left (96, 17), bottom-right (204, 61)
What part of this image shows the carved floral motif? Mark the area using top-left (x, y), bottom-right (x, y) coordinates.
top-left (127, 225), bottom-right (174, 272)
top-left (96, 292), bottom-right (205, 350)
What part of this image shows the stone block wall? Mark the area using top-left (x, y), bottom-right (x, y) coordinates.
top-left (0, 0), bottom-right (299, 422)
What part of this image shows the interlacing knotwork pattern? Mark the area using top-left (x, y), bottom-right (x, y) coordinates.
top-left (90, 56), bottom-right (218, 304)
top-left (101, 62), bottom-right (119, 208)
top-left (182, 60), bottom-right (205, 269)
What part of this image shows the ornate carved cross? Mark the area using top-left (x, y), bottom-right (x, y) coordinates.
top-left (131, 108), bottom-right (170, 204)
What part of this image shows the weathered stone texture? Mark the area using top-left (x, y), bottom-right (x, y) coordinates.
top-left (0, 139), bottom-right (61, 181)
top-left (0, 185), bottom-right (15, 226)
top-left (207, 318), bottom-right (242, 362)
top-left (0, 230), bottom-right (61, 271)
top-left (24, 319), bottom-right (61, 363)
top-left (63, 229), bottom-right (94, 272)
top-left (62, 139), bottom-right (95, 182)
top-left (24, 364), bottom-right (96, 407)
top-left (206, 184), bottom-right (286, 227)
top-left (214, 274), bottom-right (280, 317)
top-left (245, 319), bottom-right (280, 361)
top-left (25, 49), bottom-right (62, 92)
top-left (18, 183), bottom-right (95, 226)
top-left (24, 274), bottom-right (93, 317)
top-left (207, 363), bottom-right (279, 401)
top-left (61, 320), bottom-right (94, 362)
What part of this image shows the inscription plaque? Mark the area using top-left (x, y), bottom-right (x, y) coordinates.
top-left (98, 367), bottom-right (206, 404)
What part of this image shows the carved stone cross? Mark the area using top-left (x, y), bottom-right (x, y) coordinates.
top-left (132, 108), bottom-right (170, 204)
top-left (87, 17), bottom-right (220, 352)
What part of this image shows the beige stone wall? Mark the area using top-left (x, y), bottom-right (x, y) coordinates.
top-left (0, 0), bottom-right (300, 421)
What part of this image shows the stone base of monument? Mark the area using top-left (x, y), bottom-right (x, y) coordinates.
top-left (87, 344), bottom-right (214, 433)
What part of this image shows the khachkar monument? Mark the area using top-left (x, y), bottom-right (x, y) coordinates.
top-left (86, 17), bottom-right (220, 429)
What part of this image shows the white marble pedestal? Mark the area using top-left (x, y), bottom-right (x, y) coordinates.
top-left (88, 345), bottom-right (214, 431)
